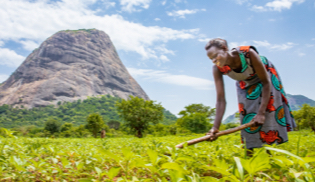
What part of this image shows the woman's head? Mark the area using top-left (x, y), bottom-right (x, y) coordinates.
top-left (205, 38), bottom-right (228, 51)
top-left (205, 38), bottom-right (230, 68)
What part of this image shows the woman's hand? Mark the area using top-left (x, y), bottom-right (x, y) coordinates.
top-left (252, 114), bottom-right (266, 126)
top-left (206, 127), bottom-right (219, 141)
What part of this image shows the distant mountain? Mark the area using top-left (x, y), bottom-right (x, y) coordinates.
top-left (286, 94), bottom-right (315, 110)
top-left (223, 94), bottom-right (315, 124)
top-left (223, 112), bottom-right (239, 124)
top-left (0, 29), bottom-right (149, 109)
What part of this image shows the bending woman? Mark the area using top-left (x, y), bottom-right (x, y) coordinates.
top-left (206, 38), bottom-right (296, 150)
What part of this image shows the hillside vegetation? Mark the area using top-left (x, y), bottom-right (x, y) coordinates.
top-left (0, 95), bottom-right (177, 129)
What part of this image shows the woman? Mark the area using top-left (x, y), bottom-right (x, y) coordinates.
top-left (206, 38), bottom-right (296, 150)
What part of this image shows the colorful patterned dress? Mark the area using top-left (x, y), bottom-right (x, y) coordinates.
top-left (217, 46), bottom-right (296, 149)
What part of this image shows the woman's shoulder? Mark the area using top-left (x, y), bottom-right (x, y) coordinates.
top-left (232, 46), bottom-right (259, 58)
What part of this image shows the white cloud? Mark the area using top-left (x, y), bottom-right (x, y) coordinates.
top-left (154, 18), bottom-right (161, 21)
top-left (198, 38), bottom-right (211, 43)
top-left (0, 74), bottom-right (9, 83)
top-left (0, 48), bottom-right (25, 67)
top-left (0, 41), bottom-right (4, 47)
top-left (127, 68), bottom-right (214, 90)
top-left (266, 0), bottom-right (304, 11)
top-left (103, 1), bottom-right (116, 8)
top-left (252, 40), bottom-right (271, 47)
top-left (155, 45), bottom-right (175, 55)
top-left (253, 40), bottom-right (295, 51)
top-left (297, 52), bottom-right (306, 56)
top-left (120, 0), bottom-right (151, 12)
top-left (306, 44), bottom-right (314, 47)
top-left (234, 0), bottom-right (251, 5)
top-left (251, 0), bottom-right (305, 12)
top-left (167, 9), bottom-right (206, 19)
top-left (312, 38), bottom-right (315, 41)
top-left (0, 0), bottom-right (198, 64)
top-left (252, 5), bottom-right (267, 12)
top-left (162, 0), bottom-right (167, 5)
top-left (19, 40), bottom-right (40, 51)
top-left (159, 55), bottom-right (170, 62)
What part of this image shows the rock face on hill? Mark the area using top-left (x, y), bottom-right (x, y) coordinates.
top-left (0, 29), bottom-right (149, 108)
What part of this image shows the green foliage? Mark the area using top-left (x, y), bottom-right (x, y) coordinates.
top-left (0, 128), bottom-right (16, 138)
top-left (60, 123), bottom-right (73, 132)
top-left (16, 125), bottom-right (40, 136)
top-left (0, 95), bottom-right (117, 128)
top-left (178, 103), bottom-right (215, 118)
top-left (148, 123), bottom-right (177, 136)
top-left (162, 109), bottom-right (177, 125)
top-left (225, 122), bottom-right (240, 129)
top-left (176, 104), bottom-right (215, 133)
top-left (107, 120), bottom-right (121, 130)
top-left (44, 119), bottom-right (61, 134)
top-left (0, 95), bottom-right (177, 130)
top-left (234, 112), bottom-right (240, 119)
top-left (86, 113), bottom-right (104, 138)
top-left (0, 131), bottom-right (314, 181)
top-left (293, 104), bottom-right (315, 130)
top-left (61, 28), bottom-right (96, 34)
top-left (116, 96), bottom-right (164, 138)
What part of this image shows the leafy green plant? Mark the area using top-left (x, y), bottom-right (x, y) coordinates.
top-left (0, 131), bottom-right (314, 181)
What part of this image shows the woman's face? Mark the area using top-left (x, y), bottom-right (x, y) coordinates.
top-left (207, 46), bottom-right (228, 68)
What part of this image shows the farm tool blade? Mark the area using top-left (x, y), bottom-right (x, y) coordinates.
top-left (176, 121), bottom-right (254, 148)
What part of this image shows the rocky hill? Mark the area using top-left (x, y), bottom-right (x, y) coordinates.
top-left (223, 94), bottom-right (315, 124)
top-left (286, 94), bottom-right (315, 110)
top-left (0, 29), bottom-right (149, 108)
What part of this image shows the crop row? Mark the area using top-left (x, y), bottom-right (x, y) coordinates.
top-left (0, 131), bottom-right (315, 181)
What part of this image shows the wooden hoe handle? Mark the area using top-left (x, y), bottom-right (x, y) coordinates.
top-left (175, 121), bottom-right (254, 148)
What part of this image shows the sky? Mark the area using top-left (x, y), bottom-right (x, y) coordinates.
top-left (0, 0), bottom-right (315, 119)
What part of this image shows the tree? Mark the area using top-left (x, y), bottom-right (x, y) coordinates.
top-left (17, 125), bottom-right (37, 136)
top-left (176, 104), bottom-right (215, 133)
top-left (86, 113), bottom-right (104, 138)
top-left (116, 96), bottom-right (164, 138)
top-left (60, 123), bottom-right (73, 132)
top-left (107, 120), bottom-right (121, 130)
top-left (293, 104), bottom-right (315, 133)
top-left (44, 119), bottom-right (61, 134)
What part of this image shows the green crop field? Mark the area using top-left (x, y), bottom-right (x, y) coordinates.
top-left (1, 131), bottom-right (315, 182)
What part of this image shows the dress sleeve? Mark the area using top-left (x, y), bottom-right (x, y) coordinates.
top-left (238, 46), bottom-right (259, 58)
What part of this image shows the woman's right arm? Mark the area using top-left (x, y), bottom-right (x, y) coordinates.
top-left (207, 65), bottom-right (226, 139)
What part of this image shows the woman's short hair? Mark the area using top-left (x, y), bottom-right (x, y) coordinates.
top-left (205, 38), bottom-right (228, 50)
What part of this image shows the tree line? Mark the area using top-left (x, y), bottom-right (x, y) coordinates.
top-left (0, 95), bottom-right (314, 138)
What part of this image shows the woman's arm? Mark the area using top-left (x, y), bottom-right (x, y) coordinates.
top-left (207, 65), bottom-right (226, 139)
top-left (249, 48), bottom-right (271, 125)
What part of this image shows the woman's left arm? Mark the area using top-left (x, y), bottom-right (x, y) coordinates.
top-left (249, 49), bottom-right (271, 126)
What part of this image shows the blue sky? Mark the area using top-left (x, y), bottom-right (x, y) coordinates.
top-left (0, 0), bottom-right (314, 119)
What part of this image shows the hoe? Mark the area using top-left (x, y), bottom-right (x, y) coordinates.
top-left (176, 121), bottom-right (254, 148)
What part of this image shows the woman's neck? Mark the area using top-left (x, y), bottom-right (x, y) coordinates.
top-left (227, 50), bottom-right (242, 71)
